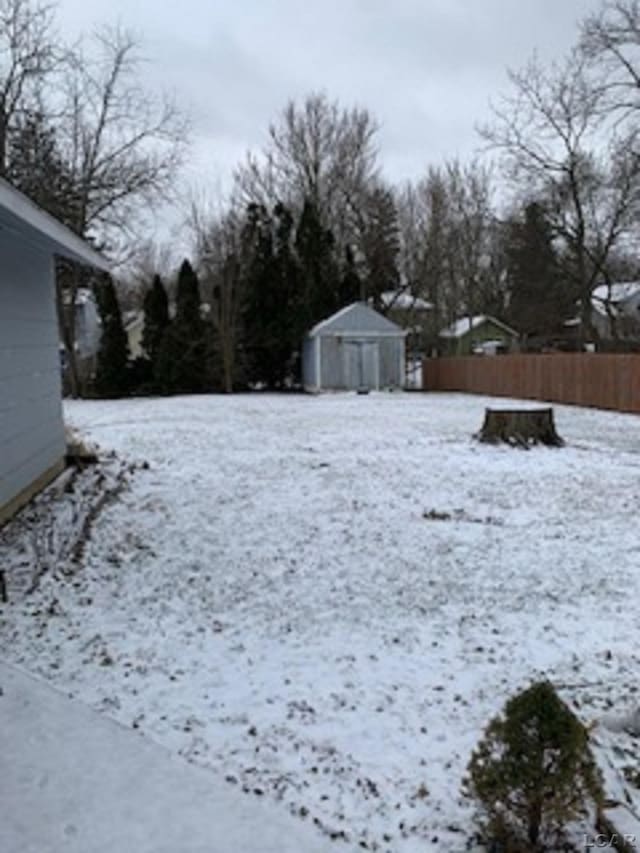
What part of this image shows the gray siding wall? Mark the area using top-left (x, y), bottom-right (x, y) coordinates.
top-left (319, 336), bottom-right (345, 388)
top-left (0, 234), bottom-right (65, 511)
top-left (317, 335), bottom-right (405, 389)
top-left (302, 336), bottom-right (317, 389)
top-left (379, 337), bottom-right (404, 387)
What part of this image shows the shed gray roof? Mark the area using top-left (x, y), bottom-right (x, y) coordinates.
top-left (308, 302), bottom-right (407, 337)
top-left (0, 177), bottom-right (109, 271)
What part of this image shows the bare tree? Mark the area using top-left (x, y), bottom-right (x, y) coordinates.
top-left (396, 160), bottom-right (501, 350)
top-left (442, 160), bottom-right (499, 327)
top-left (116, 237), bottom-right (178, 313)
top-left (54, 25), bottom-right (190, 395)
top-left (190, 198), bottom-right (246, 393)
top-left (0, 0), bottom-right (57, 175)
top-left (347, 179), bottom-right (400, 305)
top-left (480, 50), bottom-right (640, 342)
top-left (235, 92), bottom-right (379, 250)
top-left (581, 0), bottom-right (640, 119)
top-left (59, 26), bottom-right (189, 249)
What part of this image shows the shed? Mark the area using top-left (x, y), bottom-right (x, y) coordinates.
top-left (439, 315), bottom-right (518, 356)
top-left (0, 178), bottom-right (109, 525)
top-left (302, 302), bottom-right (407, 392)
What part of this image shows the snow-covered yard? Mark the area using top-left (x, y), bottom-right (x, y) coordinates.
top-left (2, 391), bottom-right (640, 851)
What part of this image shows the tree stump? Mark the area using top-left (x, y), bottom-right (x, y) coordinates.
top-left (476, 407), bottom-right (564, 449)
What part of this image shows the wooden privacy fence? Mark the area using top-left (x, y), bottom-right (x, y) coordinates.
top-left (422, 353), bottom-right (640, 414)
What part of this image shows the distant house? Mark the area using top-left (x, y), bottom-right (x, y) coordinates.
top-left (123, 301), bottom-right (210, 363)
top-left (0, 178), bottom-right (108, 525)
top-left (376, 289), bottom-right (434, 352)
top-left (302, 302), bottom-right (407, 392)
top-left (378, 289), bottom-right (433, 315)
top-left (124, 311), bottom-right (145, 360)
top-left (439, 315), bottom-right (519, 356)
top-left (560, 282), bottom-right (640, 348)
top-left (591, 282), bottom-right (640, 340)
top-left (61, 286), bottom-right (102, 392)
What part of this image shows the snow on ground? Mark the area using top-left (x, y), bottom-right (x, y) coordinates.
top-left (2, 391), bottom-right (640, 851)
top-left (1, 661), bottom-right (328, 853)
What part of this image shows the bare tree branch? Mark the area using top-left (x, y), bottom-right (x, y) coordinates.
top-left (480, 47), bottom-right (640, 343)
top-left (234, 91), bottom-right (380, 256)
top-left (58, 24), bottom-right (190, 253)
top-left (0, 0), bottom-right (58, 173)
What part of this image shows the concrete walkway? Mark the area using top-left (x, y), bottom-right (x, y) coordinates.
top-left (0, 663), bottom-right (330, 853)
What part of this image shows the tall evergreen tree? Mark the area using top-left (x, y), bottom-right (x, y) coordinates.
top-left (506, 202), bottom-right (573, 342)
top-left (142, 274), bottom-right (170, 365)
top-left (358, 185), bottom-right (401, 308)
top-left (295, 198), bottom-right (339, 325)
top-left (339, 246), bottom-right (363, 304)
top-left (242, 203), bottom-right (301, 387)
top-left (271, 203), bottom-right (302, 382)
top-left (93, 274), bottom-right (130, 398)
top-left (7, 110), bottom-right (78, 227)
top-left (156, 260), bottom-right (208, 394)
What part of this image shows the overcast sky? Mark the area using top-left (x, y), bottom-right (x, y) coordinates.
top-left (56, 0), bottom-right (601, 205)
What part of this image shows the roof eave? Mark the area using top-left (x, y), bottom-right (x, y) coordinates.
top-left (0, 178), bottom-right (110, 272)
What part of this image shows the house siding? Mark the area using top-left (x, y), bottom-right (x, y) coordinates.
top-left (126, 318), bottom-right (144, 360)
top-left (0, 234), bottom-right (65, 519)
top-left (441, 319), bottom-right (517, 356)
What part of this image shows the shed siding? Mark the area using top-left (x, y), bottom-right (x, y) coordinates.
top-left (315, 335), bottom-right (405, 390)
top-left (0, 234), bottom-right (65, 515)
top-left (379, 338), bottom-right (404, 387)
top-left (302, 336), bottom-right (317, 389)
top-left (302, 303), bottom-right (407, 391)
top-left (319, 337), bottom-right (346, 388)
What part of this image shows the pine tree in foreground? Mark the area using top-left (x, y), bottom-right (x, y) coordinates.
top-left (465, 680), bottom-right (603, 851)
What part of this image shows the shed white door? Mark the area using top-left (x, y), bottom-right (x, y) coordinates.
top-left (343, 340), bottom-right (379, 390)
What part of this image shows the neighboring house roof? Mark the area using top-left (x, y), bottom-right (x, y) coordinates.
top-left (378, 290), bottom-right (433, 311)
top-left (439, 315), bottom-right (518, 339)
top-left (565, 283), bottom-right (640, 325)
top-left (592, 281), bottom-right (640, 304)
top-left (591, 282), bottom-right (640, 319)
top-left (308, 302), bottom-right (407, 337)
top-left (0, 177), bottom-right (109, 271)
